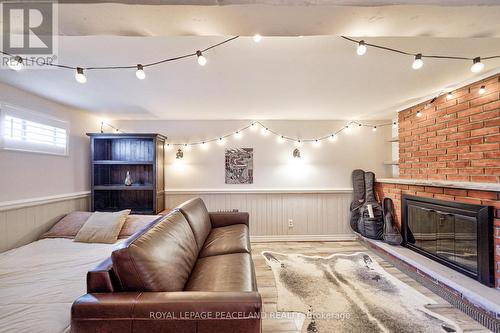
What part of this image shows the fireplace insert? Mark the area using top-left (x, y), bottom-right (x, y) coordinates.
top-left (401, 195), bottom-right (494, 287)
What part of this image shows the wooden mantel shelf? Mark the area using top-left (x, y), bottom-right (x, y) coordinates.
top-left (376, 178), bottom-right (500, 192)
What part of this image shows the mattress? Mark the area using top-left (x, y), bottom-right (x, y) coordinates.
top-left (0, 238), bottom-right (121, 333)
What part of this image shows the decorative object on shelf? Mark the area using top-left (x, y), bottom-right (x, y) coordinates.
top-left (124, 171), bottom-right (132, 186)
top-left (87, 133), bottom-right (166, 214)
top-left (225, 148), bottom-right (253, 184)
top-left (293, 148), bottom-right (301, 159)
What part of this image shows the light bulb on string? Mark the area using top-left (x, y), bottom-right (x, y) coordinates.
top-left (328, 134), bottom-right (337, 142)
top-left (253, 34), bottom-right (263, 43)
top-left (312, 139), bottom-right (321, 148)
top-left (75, 67), bottom-right (87, 84)
top-left (295, 140), bottom-right (303, 148)
top-left (478, 85), bottom-right (486, 95)
top-left (200, 141), bottom-right (209, 150)
top-left (372, 126), bottom-right (377, 132)
top-left (196, 51), bottom-right (207, 66)
top-left (183, 144), bottom-right (191, 151)
top-left (261, 127), bottom-right (269, 136)
top-left (234, 131), bottom-right (242, 139)
top-left (136, 64), bottom-right (146, 80)
top-left (165, 144), bottom-right (173, 151)
top-left (471, 57), bottom-right (484, 73)
top-left (217, 137), bottom-right (226, 146)
top-left (412, 54), bottom-right (423, 70)
top-left (416, 110), bottom-right (422, 118)
top-left (277, 135), bottom-right (286, 144)
top-left (392, 122), bottom-right (398, 129)
top-left (357, 40), bottom-right (367, 56)
top-left (250, 122), bottom-right (258, 131)
top-left (446, 92), bottom-right (453, 100)
top-left (8, 56), bottom-right (24, 71)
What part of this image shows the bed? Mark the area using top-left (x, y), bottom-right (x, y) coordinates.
top-left (0, 212), bottom-right (160, 333)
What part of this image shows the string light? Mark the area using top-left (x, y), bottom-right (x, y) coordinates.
top-left (200, 141), bottom-right (209, 150)
top-left (312, 139), bottom-right (321, 148)
top-left (446, 92), bottom-right (453, 100)
top-left (8, 56), bottom-right (23, 71)
top-left (261, 127), bottom-right (269, 136)
top-left (372, 126), bottom-right (377, 132)
top-left (196, 50), bottom-right (207, 66)
top-left (75, 67), bottom-right (87, 84)
top-left (470, 57), bottom-right (484, 73)
top-left (234, 131), bottom-right (242, 139)
top-left (392, 122), bottom-right (397, 129)
top-left (253, 34), bottom-right (263, 43)
top-left (478, 85), bottom-right (486, 94)
top-left (135, 64), bottom-right (146, 80)
top-left (295, 139), bottom-right (303, 148)
top-left (277, 135), bottom-right (286, 143)
top-left (250, 122), bottom-right (258, 131)
top-left (328, 134), bottom-right (337, 142)
top-left (183, 143), bottom-right (191, 151)
top-left (357, 40), bottom-right (367, 56)
top-left (217, 137), bottom-right (226, 145)
top-left (416, 110), bottom-right (422, 118)
top-left (412, 54), bottom-right (423, 70)
top-left (165, 143), bottom-right (173, 151)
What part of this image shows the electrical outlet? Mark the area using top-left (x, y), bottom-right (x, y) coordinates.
top-left (288, 219), bottom-right (294, 228)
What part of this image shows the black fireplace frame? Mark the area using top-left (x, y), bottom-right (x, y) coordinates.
top-left (401, 194), bottom-right (494, 287)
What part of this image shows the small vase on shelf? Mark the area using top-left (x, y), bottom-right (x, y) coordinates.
top-left (124, 171), bottom-right (133, 186)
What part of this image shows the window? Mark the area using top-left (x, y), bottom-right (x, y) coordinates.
top-left (0, 104), bottom-right (69, 156)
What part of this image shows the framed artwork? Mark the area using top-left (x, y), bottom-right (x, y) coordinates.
top-left (225, 148), bottom-right (253, 184)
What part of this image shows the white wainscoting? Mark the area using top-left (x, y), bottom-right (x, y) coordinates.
top-left (0, 192), bottom-right (90, 252)
top-left (165, 189), bottom-right (355, 241)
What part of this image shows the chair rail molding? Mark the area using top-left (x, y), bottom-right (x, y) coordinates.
top-left (0, 191), bottom-right (91, 212)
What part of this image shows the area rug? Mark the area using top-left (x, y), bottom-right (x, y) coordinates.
top-left (262, 251), bottom-right (462, 333)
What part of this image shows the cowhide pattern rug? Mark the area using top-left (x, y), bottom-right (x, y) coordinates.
top-left (262, 251), bottom-right (462, 333)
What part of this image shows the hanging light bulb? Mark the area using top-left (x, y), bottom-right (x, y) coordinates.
top-left (478, 85), bottom-right (486, 95)
top-left (75, 67), bottom-right (87, 84)
top-left (312, 139), bottom-right (321, 148)
top-left (136, 64), bottom-right (146, 80)
top-left (200, 141), bottom-right (209, 150)
top-left (392, 121), bottom-right (398, 129)
top-left (8, 56), bottom-right (24, 71)
top-left (217, 137), bottom-right (226, 145)
top-left (344, 124), bottom-right (351, 134)
top-left (234, 131), bottom-right (242, 139)
top-left (277, 135), bottom-right (286, 144)
top-left (176, 149), bottom-right (184, 159)
top-left (261, 127), bottom-right (269, 136)
top-left (446, 92), bottom-right (453, 100)
top-left (293, 148), bottom-right (301, 159)
top-left (328, 134), bottom-right (337, 142)
top-left (412, 53), bottom-right (423, 70)
top-left (295, 139), bottom-right (303, 147)
top-left (416, 110), bottom-right (422, 118)
top-left (250, 122), bottom-right (258, 131)
top-left (165, 143), bottom-right (173, 151)
top-left (183, 143), bottom-right (191, 151)
top-left (253, 34), bottom-right (263, 43)
top-left (196, 50), bottom-right (207, 66)
top-left (470, 57), bottom-right (484, 73)
top-left (357, 40), bottom-right (367, 56)
top-left (372, 126), bottom-right (377, 132)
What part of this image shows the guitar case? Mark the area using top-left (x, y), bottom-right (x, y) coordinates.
top-left (356, 171), bottom-right (384, 240)
top-left (382, 198), bottom-right (403, 245)
top-left (349, 169), bottom-right (365, 232)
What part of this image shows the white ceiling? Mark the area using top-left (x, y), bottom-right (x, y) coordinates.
top-left (1, 2), bottom-right (500, 120)
top-left (1, 36), bottom-right (499, 120)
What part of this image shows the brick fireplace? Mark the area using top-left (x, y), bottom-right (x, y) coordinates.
top-left (375, 73), bottom-right (500, 288)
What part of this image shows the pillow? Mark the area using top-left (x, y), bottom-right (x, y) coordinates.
top-left (40, 211), bottom-right (93, 239)
top-left (118, 214), bottom-right (162, 238)
top-left (74, 210), bottom-right (131, 244)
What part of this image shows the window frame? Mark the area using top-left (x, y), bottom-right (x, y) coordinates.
top-left (0, 103), bottom-right (70, 157)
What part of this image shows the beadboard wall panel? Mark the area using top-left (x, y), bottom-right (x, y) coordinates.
top-left (0, 195), bottom-right (89, 252)
top-left (165, 191), bottom-right (354, 238)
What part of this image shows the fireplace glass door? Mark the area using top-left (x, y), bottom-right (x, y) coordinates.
top-left (407, 204), bottom-right (478, 276)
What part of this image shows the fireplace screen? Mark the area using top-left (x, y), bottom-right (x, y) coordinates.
top-left (402, 195), bottom-right (493, 287)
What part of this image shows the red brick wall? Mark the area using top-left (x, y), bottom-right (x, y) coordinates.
top-left (398, 74), bottom-right (500, 182)
top-left (376, 73), bottom-right (500, 288)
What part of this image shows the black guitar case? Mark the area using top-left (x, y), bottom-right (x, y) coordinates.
top-left (349, 169), bottom-right (365, 232)
top-left (356, 172), bottom-right (384, 240)
top-left (382, 198), bottom-right (403, 245)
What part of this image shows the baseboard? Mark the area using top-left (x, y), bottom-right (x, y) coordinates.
top-left (250, 234), bottom-right (357, 242)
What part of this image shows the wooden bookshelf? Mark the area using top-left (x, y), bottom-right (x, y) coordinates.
top-left (87, 133), bottom-right (167, 214)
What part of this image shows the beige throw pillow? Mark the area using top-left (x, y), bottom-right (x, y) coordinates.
top-left (74, 210), bottom-right (131, 244)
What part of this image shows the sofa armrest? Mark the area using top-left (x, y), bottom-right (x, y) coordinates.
top-left (72, 291), bottom-right (261, 333)
top-left (209, 212), bottom-right (249, 228)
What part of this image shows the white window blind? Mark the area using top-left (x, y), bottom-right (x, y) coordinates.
top-left (0, 104), bottom-right (69, 156)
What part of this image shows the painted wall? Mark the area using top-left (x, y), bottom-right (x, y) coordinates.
top-left (116, 120), bottom-right (393, 190)
top-left (0, 82), bottom-right (101, 202)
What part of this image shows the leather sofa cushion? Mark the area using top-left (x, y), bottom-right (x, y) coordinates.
top-left (199, 224), bottom-right (250, 258)
top-left (112, 211), bottom-right (198, 292)
top-left (185, 253), bottom-right (255, 292)
top-left (177, 198), bottom-right (212, 250)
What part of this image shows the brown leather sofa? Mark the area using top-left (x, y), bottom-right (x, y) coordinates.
top-left (71, 198), bottom-right (262, 333)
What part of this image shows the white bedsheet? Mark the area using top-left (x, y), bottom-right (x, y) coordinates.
top-left (0, 238), bottom-right (121, 333)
